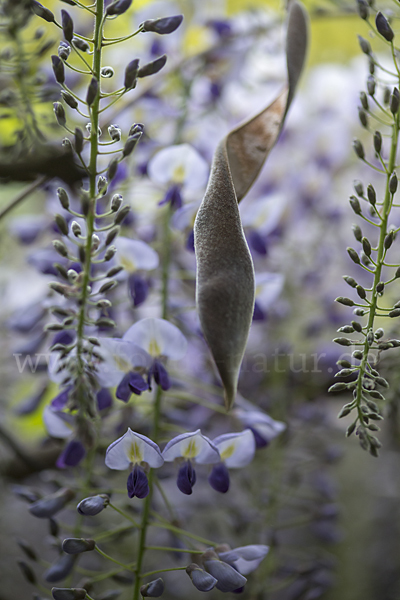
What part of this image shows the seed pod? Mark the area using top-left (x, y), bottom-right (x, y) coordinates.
top-left (376, 11), bottom-right (394, 42)
top-left (373, 131), bottom-right (382, 153)
top-left (138, 55), bottom-right (167, 78)
top-left (194, 1), bottom-right (308, 409)
top-left (124, 59), bottom-right (139, 90)
top-left (52, 56), bottom-right (65, 84)
top-left (141, 15), bottom-right (183, 34)
top-left (140, 578), bottom-right (165, 597)
top-left (32, 1), bottom-right (55, 22)
top-left (86, 77), bottom-right (98, 107)
top-left (61, 10), bottom-right (74, 43)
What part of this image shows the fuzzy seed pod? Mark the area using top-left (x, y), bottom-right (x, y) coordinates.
top-left (194, 1), bottom-right (308, 409)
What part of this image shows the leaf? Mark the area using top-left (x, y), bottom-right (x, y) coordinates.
top-left (194, 2), bottom-right (308, 410)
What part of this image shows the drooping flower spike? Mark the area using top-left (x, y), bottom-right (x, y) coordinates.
top-left (123, 317), bottom-right (187, 391)
top-left (194, 2), bottom-right (308, 410)
top-left (162, 430), bottom-right (220, 495)
top-left (105, 428), bottom-right (164, 499)
top-left (209, 429), bottom-right (256, 493)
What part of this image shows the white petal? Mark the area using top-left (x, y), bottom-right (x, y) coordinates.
top-left (43, 406), bottom-right (74, 439)
top-left (235, 409), bottom-right (286, 442)
top-left (95, 338), bottom-right (151, 387)
top-left (212, 429), bottom-right (255, 468)
top-left (255, 272), bottom-right (284, 309)
top-left (123, 317), bottom-right (187, 360)
top-left (114, 237), bottom-right (159, 272)
top-left (105, 428), bottom-right (163, 470)
top-left (162, 430), bottom-right (220, 464)
top-left (219, 545), bottom-right (269, 575)
top-left (147, 144), bottom-right (209, 191)
top-left (171, 202), bottom-right (198, 231)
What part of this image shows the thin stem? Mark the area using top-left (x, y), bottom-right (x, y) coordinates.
top-left (0, 176), bottom-right (46, 220)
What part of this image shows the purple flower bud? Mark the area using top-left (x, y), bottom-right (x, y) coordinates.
top-left (127, 465), bottom-right (149, 499)
top-left (140, 578), bottom-right (164, 597)
top-left (177, 461), bottom-right (196, 495)
top-left (124, 59), bottom-right (139, 90)
top-left (208, 462), bottom-right (230, 493)
top-left (29, 488), bottom-right (75, 518)
top-left (18, 560), bottom-right (37, 584)
top-left (122, 133), bottom-right (142, 157)
top-left (86, 77), bottom-right (98, 106)
top-left (138, 55), bottom-right (167, 78)
top-left (52, 56), bottom-right (66, 84)
top-left (151, 359), bottom-right (170, 391)
top-left (72, 37), bottom-right (90, 52)
top-left (32, 0), bottom-right (55, 21)
top-left (141, 15), bottom-right (183, 35)
top-left (44, 554), bottom-right (75, 583)
top-left (106, 0), bottom-right (132, 16)
top-left (158, 184), bottom-right (182, 210)
top-left (203, 555), bottom-right (247, 592)
top-left (62, 538), bottom-right (95, 554)
top-left (186, 564), bottom-right (217, 592)
top-left (61, 10), bottom-right (74, 42)
top-left (56, 440), bottom-right (86, 469)
top-left (54, 102), bottom-right (66, 127)
top-left (97, 388), bottom-right (113, 411)
top-left (376, 11), bottom-right (394, 42)
top-left (77, 494), bottom-right (110, 516)
top-left (51, 589), bottom-right (87, 600)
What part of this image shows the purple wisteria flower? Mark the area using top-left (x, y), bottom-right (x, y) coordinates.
top-left (209, 429), bottom-right (256, 493)
top-left (234, 402), bottom-right (286, 449)
top-left (113, 237), bottom-right (159, 307)
top-left (123, 317), bottom-right (187, 391)
top-left (105, 428), bottom-right (164, 499)
top-left (43, 406), bottom-right (86, 469)
top-left (217, 544), bottom-right (270, 575)
top-left (162, 430), bottom-right (220, 495)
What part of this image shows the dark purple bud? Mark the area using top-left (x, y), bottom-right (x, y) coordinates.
top-left (61, 10), bottom-right (74, 42)
top-left (97, 388), bottom-right (113, 411)
top-left (54, 102), bottom-right (66, 127)
top-left (51, 387), bottom-right (72, 409)
top-left (376, 11), bottom-right (394, 42)
top-left (140, 578), bottom-right (165, 597)
top-left (128, 123), bottom-right (144, 137)
top-left (158, 184), bottom-right (182, 210)
top-left (44, 554), bottom-right (75, 583)
top-left (29, 488), bottom-right (75, 518)
top-left (177, 461), bottom-right (196, 495)
top-left (77, 494), bottom-right (109, 516)
top-left (52, 588), bottom-right (87, 600)
top-left (74, 127), bottom-right (84, 153)
top-left (114, 205), bottom-right (131, 224)
top-left (61, 91), bottom-right (77, 109)
top-left (86, 77), bottom-right (98, 106)
top-left (58, 41), bottom-right (71, 61)
top-left (72, 37), bottom-right (90, 52)
top-left (122, 132), bottom-right (142, 157)
top-left (124, 59), bottom-right (139, 90)
top-left (208, 462), bottom-right (230, 493)
top-left (128, 273), bottom-right (149, 307)
top-left (141, 15), bottom-right (183, 35)
top-left (56, 440), bottom-right (86, 469)
top-left (186, 564), bottom-right (217, 592)
top-left (52, 56), bottom-right (65, 84)
top-left (106, 0), bottom-right (132, 16)
top-left (127, 465), bottom-right (149, 499)
top-left (152, 359), bottom-right (170, 390)
top-left (32, 1), bottom-right (55, 22)
top-left (107, 157), bottom-right (119, 181)
top-left (138, 55), bottom-right (167, 78)
top-left (62, 538), bottom-right (95, 554)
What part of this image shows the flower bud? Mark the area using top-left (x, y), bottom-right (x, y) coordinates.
top-left (367, 184), bottom-right (376, 205)
top-left (106, 0), bottom-right (132, 16)
top-left (29, 488), bottom-right (75, 518)
top-left (367, 75), bottom-right (376, 96)
top-left (61, 91), bottom-right (78, 109)
top-left (128, 123), bottom-right (144, 137)
top-left (58, 41), bottom-right (71, 61)
top-left (390, 88), bottom-right (400, 114)
top-left (376, 282), bottom-right (384, 294)
top-left (77, 494), bottom-right (110, 516)
top-left (72, 37), bottom-right (90, 52)
top-left (347, 247), bottom-right (360, 264)
top-left (358, 108), bottom-right (367, 127)
top-left (108, 125), bottom-right (121, 142)
top-left (18, 560), bottom-right (37, 584)
top-left (53, 240), bottom-right (69, 258)
top-left (61, 10), bottom-right (74, 42)
top-left (122, 132), bottom-right (142, 157)
top-left (111, 194), bottom-right (123, 211)
top-left (353, 139), bottom-right (365, 160)
top-left (336, 296), bottom-right (355, 307)
top-left (71, 221), bottom-right (81, 236)
top-left (373, 131), bottom-right (382, 154)
top-left (343, 275), bottom-right (357, 288)
top-left (52, 588), bottom-right (87, 600)
top-left (52, 56), bottom-right (65, 84)
top-left (62, 538), bottom-right (95, 555)
top-left (352, 224), bottom-right (362, 241)
top-left (141, 15), bottom-right (183, 35)
top-left (105, 227), bottom-right (119, 246)
top-left (55, 214), bottom-right (69, 236)
top-left (57, 188), bottom-right (70, 210)
top-left (104, 246), bottom-right (117, 261)
top-left (333, 338), bottom-right (352, 347)
top-left (362, 237), bottom-right (371, 256)
top-left (124, 59), bottom-right (139, 90)
top-left (140, 578), bottom-right (164, 597)
top-left (138, 55), bottom-right (167, 78)
top-left (389, 172), bottom-right (398, 194)
top-left (32, 1), bottom-right (55, 22)
top-left (360, 91), bottom-right (368, 110)
top-left (45, 554), bottom-right (75, 583)
top-left (349, 195), bottom-right (361, 214)
top-left (54, 102), bottom-right (66, 127)
top-left (356, 285), bottom-right (366, 299)
top-left (358, 35), bottom-right (371, 54)
top-left (114, 205), bottom-right (131, 224)
top-left (107, 157), bottom-right (119, 181)
top-left (86, 77), bottom-right (98, 107)
top-left (186, 564), bottom-right (217, 592)
top-left (376, 11), bottom-right (394, 42)
top-left (98, 176), bottom-right (108, 194)
top-left (75, 127), bottom-right (84, 154)
top-left (351, 320), bottom-right (362, 332)
top-left (353, 180), bottom-right (364, 196)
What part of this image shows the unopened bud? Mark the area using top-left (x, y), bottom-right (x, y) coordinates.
top-left (29, 488), bottom-right (75, 518)
top-left (140, 578), bottom-right (164, 597)
top-left (389, 172), bottom-right (398, 194)
top-left (347, 247), bottom-right (360, 264)
top-left (61, 10), bottom-right (74, 42)
top-left (138, 55), bottom-right (167, 78)
top-left (52, 588), bottom-right (87, 600)
top-left (53, 102), bottom-right (66, 127)
top-left (376, 11), bottom-right (394, 42)
top-left (373, 131), bottom-right (382, 153)
top-left (77, 494), bottom-right (109, 516)
top-left (57, 188), bottom-right (69, 210)
top-left (367, 75), bottom-right (376, 96)
top-left (111, 194), bottom-right (122, 212)
top-left (62, 538), bottom-right (95, 555)
top-left (353, 139), bottom-right (365, 160)
top-left (124, 59), bottom-right (139, 90)
top-left (55, 214), bottom-right (69, 236)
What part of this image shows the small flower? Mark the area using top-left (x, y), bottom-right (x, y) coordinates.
top-left (140, 577), bottom-right (165, 597)
top-left (234, 402), bottom-right (286, 448)
top-left (162, 430), bottom-right (220, 495)
top-left (202, 550), bottom-right (247, 592)
top-left (209, 429), bottom-right (255, 493)
top-left (217, 544), bottom-right (269, 575)
top-left (123, 317), bottom-right (187, 391)
top-left (77, 494), bottom-right (109, 516)
top-left (186, 563), bottom-right (218, 592)
top-left (113, 237), bottom-right (159, 307)
top-left (105, 428), bottom-right (163, 499)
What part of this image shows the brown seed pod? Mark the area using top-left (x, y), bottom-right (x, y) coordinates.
top-left (194, 2), bottom-right (308, 410)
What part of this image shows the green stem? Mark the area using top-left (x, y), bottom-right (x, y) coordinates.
top-left (95, 546), bottom-right (134, 570)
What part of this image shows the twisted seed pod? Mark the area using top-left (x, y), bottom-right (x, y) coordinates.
top-left (194, 2), bottom-right (308, 410)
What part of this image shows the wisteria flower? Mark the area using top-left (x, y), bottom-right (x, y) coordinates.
top-left (105, 428), bottom-right (164, 499)
top-left (123, 317), bottom-right (187, 391)
top-left (43, 406), bottom-right (86, 469)
top-left (162, 430), bottom-right (220, 495)
top-left (217, 544), bottom-right (270, 575)
top-left (209, 429), bottom-right (256, 493)
top-left (113, 237), bottom-right (159, 307)
top-left (234, 405), bottom-right (286, 449)
top-left (253, 272), bottom-right (285, 321)
top-left (202, 549), bottom-right (247, 592)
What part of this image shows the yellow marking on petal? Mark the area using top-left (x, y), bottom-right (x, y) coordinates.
top-left (172, 163), bottom-right (186, 184)
top-left (148, 338), bottom-right (161, 357)
top-left (220, 444), bottom-right (236, 461)
top-left (114, 355), bottom-right (131, 373)
top-left (182, 438), bottom-right (199, 459)
top-left (128, 441), bottom-right (143, 464)
top-left (120, 256), bottom-right (136, 273)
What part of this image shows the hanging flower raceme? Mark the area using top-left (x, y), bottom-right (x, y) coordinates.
top-left (113, 236), bottom-right (159, 307)
top-left (162, 430), bottom-right (220, 495)
top-left (208, 429), bottom-right (256, 493)
top-left (123, 317), bottom-right (187, 391)
top-left (105, 428), bottom-right (164, 499)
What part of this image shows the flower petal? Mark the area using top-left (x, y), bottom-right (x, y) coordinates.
top-left (114, 237), bottom-right (159, 272)
top-left (148, 143), bottom-right (209, 191)
top-left (96, 338), bottom-right (151, 388)
top-left (44, 406), bottom-right (74, 439)
top-left (56, 440), bottom-right (86, 469)
top-left (127, 466), bottom-right (149, 499)
top-left (204, 559), bottom-right (247, 592)
top-left (162, 430), bottom-right (220, 464)
top-left (208, 463), bottom-right (230, 493)
top-left (123, 317), bottom-right (187, 360)
top-left (105, 428), bottom-right (164, 470)
top-left (212, 429), bottom-right (255, 468)
top-left (177, 461), bottom-right (196, 495)
top-left (219, 545), bottom-right (269, 575)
